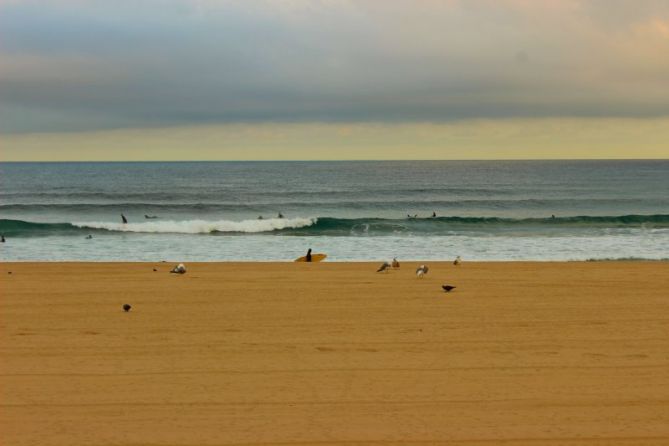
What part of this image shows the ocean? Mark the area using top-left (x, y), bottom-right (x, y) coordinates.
top-left (1, 160), bottom-right (668, 261)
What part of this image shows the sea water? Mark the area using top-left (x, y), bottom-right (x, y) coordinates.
top-left (1, 160), bottom-right (668, 261)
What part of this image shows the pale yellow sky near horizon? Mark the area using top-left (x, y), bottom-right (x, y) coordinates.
top-left (2, 118), bottom-right (668, 161)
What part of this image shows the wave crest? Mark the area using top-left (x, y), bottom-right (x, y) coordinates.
top-left (72, 217), bottom-right (317, 234)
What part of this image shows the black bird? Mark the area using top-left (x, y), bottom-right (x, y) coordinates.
top-left (123, 304), bottom-right (132, 312)
top-left (377, 261), bottom-right (391, 273)
top-left (442, 285), bottom-right (456, 292)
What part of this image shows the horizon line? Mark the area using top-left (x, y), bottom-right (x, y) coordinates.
top-left (1, 158), bottom-right (668, 163)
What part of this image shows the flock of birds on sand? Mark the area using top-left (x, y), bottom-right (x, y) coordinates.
top-left (377, 256), bottom-right (460, 293)
top-left (122, 257), bottom-right (462, 312)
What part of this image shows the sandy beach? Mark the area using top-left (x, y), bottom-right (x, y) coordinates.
top-left (1, 261), bottom-right (668, 445)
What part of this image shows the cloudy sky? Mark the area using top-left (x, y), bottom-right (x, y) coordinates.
top-left (2, 0), bottom-right (668, 160)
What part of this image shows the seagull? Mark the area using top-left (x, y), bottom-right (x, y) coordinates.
top-left (170, 263), bottom-right (187, 274)
top-left (416, 265), bottom-right (429, 278)
top-left (123, 304), bottom-right (132, 312)
top-left (453, 256), bottom-right (461, 266)
top-left (442, 285), bottom-right (456, 292)
top-left (392, 258), bottom-right (400, 268)
top-left (377, 261), bottom-right (391, 273)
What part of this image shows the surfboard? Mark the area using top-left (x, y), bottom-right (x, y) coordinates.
top-left (294, 253), bottom-right (327, 262)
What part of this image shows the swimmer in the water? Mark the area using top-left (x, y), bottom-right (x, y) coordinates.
top-left (121, 214), bottom-right (128, 224)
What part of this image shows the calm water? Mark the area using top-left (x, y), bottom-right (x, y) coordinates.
top-left (1, 160), bottom-right (668, 261)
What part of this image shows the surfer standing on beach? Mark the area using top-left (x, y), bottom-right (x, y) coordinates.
top-left (306, 248), bottom-right (312, 262)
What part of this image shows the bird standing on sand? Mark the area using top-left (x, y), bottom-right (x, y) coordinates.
top-left (392, 258), bottom-right (400, 269)
top-left (170, 263), bottom-right (187, 274)
top-left (123, 304), bottom-right (132, 312)
top-left (453, 256), bottom-right (461, 266)
top-left (377, 261), bottom-right (391, 273)
top-left (442, 285), bottom-right (456, 292)
top-left (416, 265), bottom-right (429, 278)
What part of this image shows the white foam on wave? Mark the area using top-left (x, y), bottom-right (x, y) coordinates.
top-left (72, 217), bottom-right (316, 234)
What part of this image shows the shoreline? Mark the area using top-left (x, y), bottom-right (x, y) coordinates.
top-left (3, 261), bottom-right (669, 445)
top-left (2, 258), bottom-right (668, 263)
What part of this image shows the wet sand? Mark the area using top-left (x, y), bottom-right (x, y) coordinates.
top-left (2, 261), bottom-right (669, 445)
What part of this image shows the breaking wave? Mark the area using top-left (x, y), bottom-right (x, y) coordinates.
top-left (1, 214), bottom-right (668, 237)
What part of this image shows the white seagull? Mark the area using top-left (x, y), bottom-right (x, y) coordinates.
top-left (416, 264), bottom-right (429, 278)
top-left (170, 263), bottom-right (187, 274)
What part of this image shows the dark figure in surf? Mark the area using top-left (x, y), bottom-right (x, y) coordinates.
top-left (144, 215), bottom-right (158, 219)
top-left (258, 215), bottom-right (263, 220)
top-left (85, 235), bottom-right (93, 240)
top-left (551, 214), bottom-right (556, 219)
top-left (278, 212), bottom-right (284, 219)
top-left (306, 248), bottom-right (312, 262)
top-left (432, 211), bottom-right (437, 218)
top-left (121, 214), bottom-right (128, 224)
top-left (1, 235), bottom-right (5, 243)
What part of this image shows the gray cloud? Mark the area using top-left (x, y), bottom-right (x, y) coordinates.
top-left (1, 0), bottom-right (669, 133)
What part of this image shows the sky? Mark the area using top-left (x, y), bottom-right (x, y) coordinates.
top-left (1, 0), bottom-right (668, 161)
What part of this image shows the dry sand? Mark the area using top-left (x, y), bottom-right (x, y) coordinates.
top-left (1, 261), bottom-right (669, 445)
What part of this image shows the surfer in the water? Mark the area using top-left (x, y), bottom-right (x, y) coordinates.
top-left (121, 214), bottom-right (128, 224)
top-left (1, 235), bottom-right (5, 243)
top-left (278, 212), bottom-right (284, 219)
top-left (306, 248), bottom-right (312, 262)
top-left (432, 211), bottom-right (437, 218)
top-left (144, 214), bottom-right (158, 219)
